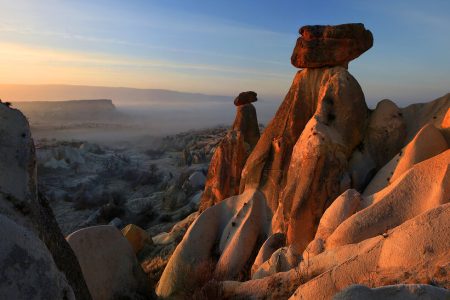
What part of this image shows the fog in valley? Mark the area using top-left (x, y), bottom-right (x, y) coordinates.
top-left (4, 84), bottom-right (279, 146)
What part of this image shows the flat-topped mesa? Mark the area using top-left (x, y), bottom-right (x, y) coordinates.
top-left (198, 92), bottom-right (260, 211)
top-left (291, 23), bottom-right (373, 68)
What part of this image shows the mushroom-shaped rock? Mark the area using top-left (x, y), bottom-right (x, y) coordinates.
top-left (66, 225), bottom-right (151, 300)
top-left (241, 66), bottom-right (367, 221)
top-left (199, 94), bottom-right (260, 211)
top-left (291, 23), bottom-right (373, 68)
top-left (234, 91), bottom-right (257, 106)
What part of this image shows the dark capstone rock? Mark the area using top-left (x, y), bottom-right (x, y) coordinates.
top-left (234, 91), bottom-right (258, 106)
top-left (291, 23), bottom-right (373, 68)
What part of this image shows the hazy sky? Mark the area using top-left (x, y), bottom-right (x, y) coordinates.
top-left (0, 0), bottom-right (449, 105)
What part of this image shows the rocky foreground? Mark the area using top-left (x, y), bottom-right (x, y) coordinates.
top-left (0, 23), bottom-right (449, 300)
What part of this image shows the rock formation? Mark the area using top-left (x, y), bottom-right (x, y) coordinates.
top-left (0, 103), bottom-right (92, 299)
top-left (198, 92), bottom-right (260, 210)
top-left (66, 225), bottom-right (152, 299)
top-left (156, 23), bottom-right (450, 299)
top-left (220, 204), bottom-right (450, 299)
top-left (1, 21), bottom-right (449, 300)
top-left (291, 23), bottom-right (373, 68)
top-left (234, 91), bottom-right (258, 106)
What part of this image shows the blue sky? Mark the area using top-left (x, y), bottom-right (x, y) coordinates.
top-left (0, 0), bottom-right (449, 106)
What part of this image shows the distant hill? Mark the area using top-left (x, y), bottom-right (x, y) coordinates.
top-left (13, 99), bottom-right (121, 121)
top-left (0, 84), bottom-right (230, 108)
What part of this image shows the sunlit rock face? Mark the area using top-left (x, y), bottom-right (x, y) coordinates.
top-left (156, 23), bottom-right (450, 299)
top-left (291, 23), bottom-right (373, 68)
top-left (199, 93), bottom-right (260, 211)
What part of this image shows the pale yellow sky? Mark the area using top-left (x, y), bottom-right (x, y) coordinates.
top-left (0, 41), bottom-right (292, 96)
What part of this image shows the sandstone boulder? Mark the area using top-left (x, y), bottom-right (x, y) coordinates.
top-left (291, 23), bottom-right (373, 68)
top-left (122, 224), bottom-right (153, 253)
top-left (66, 225), bottom-right (151, 299)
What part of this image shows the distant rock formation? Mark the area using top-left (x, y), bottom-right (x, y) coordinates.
top-left (156, 23), bottom-right (450, 299)
top-left (198, 92), bottom-right (260, 211)
top-left (12, 99), bottom-right (118, 122)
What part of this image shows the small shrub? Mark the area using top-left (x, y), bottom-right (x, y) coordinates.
top-left (158, 214), bottom-right (172, 223)
top-left (192, 280), bottom-right (224, 300)
top-left (144, 148), bottom-right (165, 159)
top-left (97, 202), bottom-right (124, 223)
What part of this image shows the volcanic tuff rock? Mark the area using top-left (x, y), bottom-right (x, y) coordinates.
top-left (0, 214), bottom-right (75, 300)
top-left (0, 103), bottom-right (92, 300)
top-left (199, 93), bottom-right (260, 210)
top-left (291, 23), bottom-right (373, 68)
top-left (220, 204), bottom-right (450, 299)
top-left (234, 91), bottom-right (258, 106)
top-left (66, 225), bottom-right (152, 299)
top-left (157, 23), bottom-right (450, 299)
